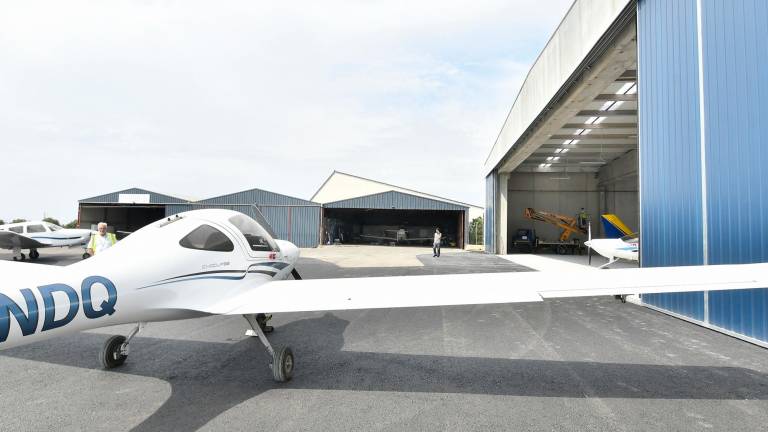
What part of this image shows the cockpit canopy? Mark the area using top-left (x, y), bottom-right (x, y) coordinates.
top-left (176, 213), bottom-right (278, 253)
top-left (228, 214), bottom-right (278, 252)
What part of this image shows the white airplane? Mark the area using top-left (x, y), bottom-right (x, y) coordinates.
top-left (1, 209), bottom-right (765, 382)
top-left (583, 223), bottom-right (639, 269)
top-left (0, 220), bottom-right (93, 261)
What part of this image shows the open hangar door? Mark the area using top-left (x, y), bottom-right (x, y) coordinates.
top-left (78, 204), bottom-right (166, 238)
top-left (322, 191), bottom-right (468, 248)
top-left (323, 208), bottom-right (464, 248)
top-left (503, 68), bottom-right (639, 254)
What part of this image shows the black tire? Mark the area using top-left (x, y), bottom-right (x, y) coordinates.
top-left (82, 253), bottom-right (91, 260)
top-left (272, 346), bottom-right (294, 382)
top-left (30, 250), bottom-right (39, 260)
top-left (20, 253), bottom-right (26, 261)
top-left (101, 335), bottom-right (127, 369)
top-left (556, 245), bottom-right (567, 255)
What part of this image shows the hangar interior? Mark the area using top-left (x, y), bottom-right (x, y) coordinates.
top-left (494, 15), bottom-right (639, 254)
top-left (323, 208), bottom-right (464, 247)
top-left (78, 188), bottom-right (189, 238)
top-left (79, 204), bottom-right (166, 237)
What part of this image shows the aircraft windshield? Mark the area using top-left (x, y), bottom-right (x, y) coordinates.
top-left (229, 214), bottom-right (278, 252)
top-left (47, 224), bottom-right (62, 231)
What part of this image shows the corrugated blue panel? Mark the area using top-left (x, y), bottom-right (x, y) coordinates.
top-left (80, 188), bottom-right (188, 204)
top-left (200, 188), bottom-right (317, 206)
top-left (638, 0), bottom-right (705, 319)
top-left (701, 0), bottom-right (768, 342)
top-left (484, 172), bottom-right (497, 253)
top-left (165, 204), bottom-right (320, 248)
top-left (324, 191), bottom-right (468, 211)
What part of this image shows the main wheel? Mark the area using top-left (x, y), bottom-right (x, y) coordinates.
top-left (556, 245), bottom-right (567, 255)
top-left (82, 253), bottom-right (91, 260)
top-left (272, 346), bottom-right (294, 382)
top-left (101, 335), bottom-right (128, 369)
top-left (30, 250), bottom-right (39, 260)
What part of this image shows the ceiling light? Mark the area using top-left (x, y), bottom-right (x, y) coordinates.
top-left (617, 82), bottom-right (634, 94)
top-left (599, 101), bottom-right (614, 111)
top-left (554, 148), bottom-right (562, 153)
top-left (580, 129), bottom-right (591, 135)
top-left (552, 156), bottom-right (560, 161)
top-left (571, 139), bottom-right (580, 145)
top-left (627, 84), bottom-right (637, 94)
top-left (561, 148), bottom-right (569, 153)
top-left (563, 139), bottom-right (573, 145)
top-left (573, 129), bottom-right (584, 135)
top-left (546, 156), bottom-right (554, 161)
top-left (539, 163), bottom-right (546, 168)
top-left (608, 101), bottom-right (624, 111)
top-left (545, 163), bottom-right (552, 168)
top-left (594, 116), bottom-right (606, 124)
top-left (586, 116), bottom-right (598, 124)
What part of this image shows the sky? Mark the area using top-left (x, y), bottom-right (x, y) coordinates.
top-left (0, 0), bottom-right (573, 223)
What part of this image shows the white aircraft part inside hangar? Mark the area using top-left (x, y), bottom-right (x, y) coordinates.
top-left (484, 0), bottom-right (767, 346)
top-left (78, 171), bottom-right (483, 249)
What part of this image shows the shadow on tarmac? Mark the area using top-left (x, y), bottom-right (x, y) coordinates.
top-left (4, 313), bottom-right (768, 432)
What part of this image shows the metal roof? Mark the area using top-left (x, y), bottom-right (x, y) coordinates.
top-left (199, 188), bottom-right (319, 206)
top-left (323, 190), bottom-right (468, 211)
top-left (312, 170), bottom-right (483, 209)
top-left (79, 188), bottom-right (189, 204)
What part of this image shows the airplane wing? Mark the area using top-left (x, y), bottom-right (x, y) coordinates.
top-left (0, 231), bottom-right (45, 250)
top-left (202, 263), bottom-right (768, 315)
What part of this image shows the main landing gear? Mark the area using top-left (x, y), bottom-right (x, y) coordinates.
top-left (101, 322), bottom-right (145, 369)
top-left (11, 249), bottom-right (39, 261)
top-left (244, 313), bottom-right (294, 382)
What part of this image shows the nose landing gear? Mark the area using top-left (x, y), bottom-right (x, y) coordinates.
top-left (101, 322), bottom-right (145, 369)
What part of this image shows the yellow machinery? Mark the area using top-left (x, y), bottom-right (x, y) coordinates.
top-left (524, 207), bottom-right (586, 242)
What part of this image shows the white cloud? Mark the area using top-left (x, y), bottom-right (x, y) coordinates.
top-left (0, 0), bottom-right (572, 221)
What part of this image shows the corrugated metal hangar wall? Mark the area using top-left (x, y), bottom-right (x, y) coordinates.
top-left (168, 188), bottom-right (321, 248)
top-left (638, 0), bottom-right (768, 345)
top-left (79, 188), bottom-right (322, 248)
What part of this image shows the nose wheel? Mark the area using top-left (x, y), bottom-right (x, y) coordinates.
top-left (101, 323), bottom-right (145, 369)
top-left (101, 335), bottom-right (128, 368)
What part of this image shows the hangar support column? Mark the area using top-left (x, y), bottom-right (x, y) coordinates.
top-left (497, 173), bottom-right (509, 254)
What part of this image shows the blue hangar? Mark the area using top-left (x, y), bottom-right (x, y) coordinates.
top-left (484, 0), bottom-right (767, 346)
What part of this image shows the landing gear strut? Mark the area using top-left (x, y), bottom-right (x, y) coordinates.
top-left (29, 249), bottom-right (39, 260)
top-left (101, 322), bottom-right (145, 369)
top-left (11, 247), bottom-right (25, 261)
top-left (243, 314), bottom-right (294, 382)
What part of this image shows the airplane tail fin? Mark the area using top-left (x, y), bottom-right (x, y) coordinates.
top-left (601, 214), bottom-right (633, 238)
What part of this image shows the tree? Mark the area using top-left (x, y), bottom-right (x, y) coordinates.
top-left (43, 217), bottom-right (62, 226)
top-left (11, 219), bottom-right (27, 224)
top-left (469, 216), bottom-right (484, 245)
top-left (0, 219), bottom-right (4, 225)
top-left (64, 220), bottom-right (79, 229)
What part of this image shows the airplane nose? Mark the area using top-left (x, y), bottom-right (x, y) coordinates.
top-left (584, 240), bottom-right (592, 248)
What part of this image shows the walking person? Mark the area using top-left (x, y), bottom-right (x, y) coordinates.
top-left (432, 228), bottom-right (442, 257)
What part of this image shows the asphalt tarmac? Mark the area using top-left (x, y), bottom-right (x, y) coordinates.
top-left (1, 248), bottom-right (767, 431)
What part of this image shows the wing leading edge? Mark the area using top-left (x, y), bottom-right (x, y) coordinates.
top-left (200, 263), bottom-right (768, 316)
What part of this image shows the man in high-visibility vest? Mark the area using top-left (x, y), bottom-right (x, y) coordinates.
top-left (86, 222), bottom-right (117, 256)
